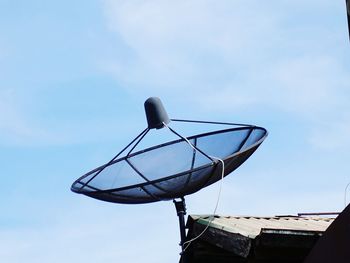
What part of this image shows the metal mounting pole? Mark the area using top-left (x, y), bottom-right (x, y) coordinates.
top-left (174, 197), bottom-right (187, 262)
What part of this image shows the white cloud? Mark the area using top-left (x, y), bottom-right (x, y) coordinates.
top-left (0, 89), bottom-right (79, 147)
top-left (101, 1), bottom-right (348, 108)
top-left (101, 0), bottom-right (350, 147)
top-left (309, 115), bottom-right (350, 150)
top-left (101, 0), bottom-right (277, 91)
top-left (0, 89), bottom-right (47, 145)
top-left (0, 89), bottom-right (139, 146)
top-left (263, 55), bottom-right (350, 116)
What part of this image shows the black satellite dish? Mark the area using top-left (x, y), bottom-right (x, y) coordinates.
top-left (71, 97), bottom-right (267, 259)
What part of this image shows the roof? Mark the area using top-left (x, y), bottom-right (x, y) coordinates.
top-left (185, 215), bottom-right (336, 260)
top-left (189, 215), bottom-right (334, 239)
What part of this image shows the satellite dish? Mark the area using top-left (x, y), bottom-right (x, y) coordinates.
top-left (71, 97), bottom-right (267, 259)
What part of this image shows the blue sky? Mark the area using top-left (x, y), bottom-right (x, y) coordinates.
top-left (0, 1), bottom-right (349, 262)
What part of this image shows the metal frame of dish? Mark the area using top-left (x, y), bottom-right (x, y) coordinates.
top-left (71, 120), bottom-right (267, 204)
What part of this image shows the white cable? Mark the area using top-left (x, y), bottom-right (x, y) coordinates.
top-left (344, 182), bottom-right (350, 207)
top-left (162, 122), bottom-right (225, 252)
top-left (182, 156), bottom-right (224, 252)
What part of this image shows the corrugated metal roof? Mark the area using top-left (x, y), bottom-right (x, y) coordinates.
top-left (190, 215), bottom-right (335, 239)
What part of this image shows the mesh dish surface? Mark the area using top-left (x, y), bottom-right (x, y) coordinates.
top-left (71, 126), bottom-right (267, 204)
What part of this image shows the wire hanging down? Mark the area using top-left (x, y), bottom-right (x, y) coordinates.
top-left (182, 157), bottom-right (225, 252)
